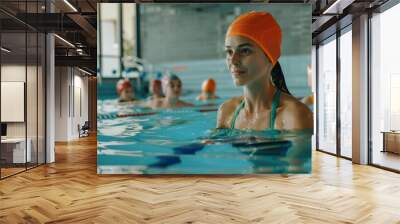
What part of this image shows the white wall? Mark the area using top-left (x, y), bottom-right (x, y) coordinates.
top-left (1, 65), bottom-right (27, 138)
top-left (54, 66), bottom-right (69, 141)
top-left (74, 74), bottom-right (89, 120)
top-left (55, 67), bottom-right (89, 141)
top-left (1, 64), bottom-right (46, 164)
top-left (1, 65), bottom-right (26, 148)
top-left (72, 73), bottom-right (89, 138)
top-left (1, 65), bottom-right (26, 81)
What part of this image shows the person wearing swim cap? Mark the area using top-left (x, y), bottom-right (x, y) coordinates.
top-left (116, 78), bottom-right (137, 103)
top-left (148, 79), bottom-right (164, 100)
top-left (197, 78), bottom-right (220, 101)
top-left (217, 11), bottom-right (313, 131)
top-left (147, 74), bottom-right (194, 108)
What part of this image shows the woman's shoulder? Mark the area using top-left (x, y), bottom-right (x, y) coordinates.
top-left (216, 96), bottom-right (243, 128)
top-left (278, 92), bottom-right (313, 129)
top-left (218, 96), bottom-right (243, 113)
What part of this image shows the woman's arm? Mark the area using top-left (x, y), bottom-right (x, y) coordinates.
top-left (216, 97), bottom-right (241, 129)
top-left (216, 104), bottom-right (227, 129)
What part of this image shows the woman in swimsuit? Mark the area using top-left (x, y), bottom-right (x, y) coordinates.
top-left (216, 11), bottom-right (313, 131)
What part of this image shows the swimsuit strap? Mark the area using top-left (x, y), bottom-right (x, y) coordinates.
top-left (270, 89), bottom-right (281, 129)
top-left (230, 90), bottom-right (281, 130)
top-left (230, 100), bottom-right (245, 129)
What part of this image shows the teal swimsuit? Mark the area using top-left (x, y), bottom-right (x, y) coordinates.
top-left (230, 90), bottom-right (281, 130)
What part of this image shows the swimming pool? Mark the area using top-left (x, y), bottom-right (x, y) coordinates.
top-left (97, 96), bottom-right (312, 174)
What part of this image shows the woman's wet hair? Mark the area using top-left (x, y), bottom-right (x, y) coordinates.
top-left (271, 61), bottom-right (291, 95)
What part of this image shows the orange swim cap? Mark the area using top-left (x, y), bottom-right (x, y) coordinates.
top-left (202, 78), bottom-right (216, 93)
top-left (226, 11), bottom-right (282, 66)
top-left (116, 79), bottom-right (132, 95)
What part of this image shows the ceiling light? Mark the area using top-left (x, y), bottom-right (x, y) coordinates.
top-left (323, 0), bottom-right (343, 15)
top-left (322, 0), bottom-right (356, 15)
top-left (54, 34), bottom-right (75, 48)
top-left (63, 0), bottom-right (78, 12)
top-left (1, 47), bottom-right (11, 53)
top-left (78, 67), bottom-right (93, 76)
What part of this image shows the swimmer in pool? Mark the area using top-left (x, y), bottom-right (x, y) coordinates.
top-left (147, 74), bottom-right (194, 108)
top-left (116, 78), bottom-right (139, 103)
top-left (216, 11), bottom-right (313, 131)
top-left (148, 79), bottom-right (164, 100)
top-left (197, 78), bottom-right (220, 101)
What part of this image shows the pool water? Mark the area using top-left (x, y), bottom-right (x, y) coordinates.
top-left (97, 96), bottom-right (312, 174)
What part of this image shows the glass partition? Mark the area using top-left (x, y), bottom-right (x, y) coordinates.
top-left (1, 30), bottom-right (28, 177)
top-left (371, 3), bottom-right (400, 171)
top-left (38, 32), bottom-right (45, 165)
top-left (0, 1), bottom-right (46, 179)
top-left (317, 35), bottom-right (337, 155)
top-left (27, 30), bottom-right (38, 169)
top-left (339, 28), bottom-right (352, 158)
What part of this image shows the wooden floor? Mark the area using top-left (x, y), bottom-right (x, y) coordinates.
top-left (1, 167), bottom-right (26, 178)
top-left (373, 150), bottom-right (400, 171)
top-left (1, 163), bottom-right (44, 178)
top-left (1, 135), bottom-right (400, 224)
